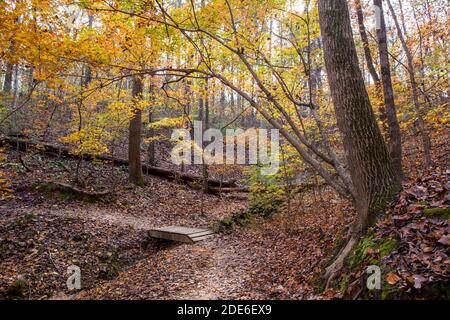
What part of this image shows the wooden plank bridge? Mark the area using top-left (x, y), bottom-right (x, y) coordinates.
top-left (149, 226), bottom-right (214, 243)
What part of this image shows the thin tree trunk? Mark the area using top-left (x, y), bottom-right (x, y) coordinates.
top-left (397, 0), bottom-right (408, 36)
top-left (386, 0), bottom-right (432, 168)
top-left (3, 62), bottom-right (13, 94)
top-left (147, 110), bottom-right (155, 166)
top-left (374, 0), bottom-right (403, 179)
top-left (128, 75), bottom-right (144, 186)
top-left (411, 4), bottom-right (432, 111)
top-left (203, 79), bottom-right (209, 194)
top-left (147, 77), bottom-right (156, 167)
top-left (355, 0), bottom-right (389, 135)
top-left (11, 64), bottom-right (19, 130)
top-left (318, 0), bottom-right (400, 283)
top-left (355, 0), bottom-right (380, 85)
top-left (26, 66), bottom-right (34, 92)
top-left (81, 15), bottom-right (94, 88)
top-left (198, 80), bottom-right (209, 194)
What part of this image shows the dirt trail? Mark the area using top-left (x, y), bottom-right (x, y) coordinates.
top-left (172, 244), bottom-right (249, 300)
top-left (46, 207), bottom-right (155, 231)
top-left (42, 207), bottom-right (250, 300)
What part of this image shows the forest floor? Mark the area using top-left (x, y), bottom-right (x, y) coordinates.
top-left (0, 148), bottom-right (351, 299)
top-left (0, 130), bottom-right (449, 300)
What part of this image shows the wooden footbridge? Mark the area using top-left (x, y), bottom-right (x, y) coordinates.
top-left (149, 226), bottom-right (214, 243)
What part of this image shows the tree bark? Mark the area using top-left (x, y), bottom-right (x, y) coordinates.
top-left (147, 110), bottom-right (156, 166)
top-left (198, 80), bottom-right (209, 194)
top-left (11, 64), bottom-right (19, 130)
top-left (386, 0), bottom-right (432, 168)
top-left (318, 0), bottom-right (400, 282)
top-left (374, 0), bottom-right (403, 179)
top-left (3, 62), bottom-right (13, 94)
top-left (355, 0), bottom-right (380, 85)
top-left (202, 78), bottom-right (209, 193)
top-left (147, 77), bottom-right (156, 167)
top-left (81, 16), bottom-right (94, 87)
top-left (354, 0), bottom-right (391, 136)
top-left (128, 75), bottom-right (144, 186)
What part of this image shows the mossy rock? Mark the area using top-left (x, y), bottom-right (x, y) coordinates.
top-left (424, 207), bottom-right (450, 219)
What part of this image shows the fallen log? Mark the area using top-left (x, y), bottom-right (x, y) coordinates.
top-left (1, 136), bottom-right (238, 188)
top-left (208, 186), bottom-right (249, 194)
top-left (42, 181), bottom-right (111, 197)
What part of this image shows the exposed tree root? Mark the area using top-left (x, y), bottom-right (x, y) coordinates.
top-left (324, 233), bottom-right (359, 289)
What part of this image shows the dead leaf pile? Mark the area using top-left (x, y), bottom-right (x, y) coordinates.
top-left (375, 167), bottom-right (450, 296)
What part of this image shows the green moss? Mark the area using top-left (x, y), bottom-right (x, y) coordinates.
top-left (6, 279), bottom-right (28, 299)
top-left (312, 273), bottom-right (327, 294)
top-left (424, 207), bottom-right (450, 219)
top-left (381, 289), bottom-right (391, 300)
top-left (347, 235), bottom-right (397, 270)
top-left (98, 250), bottom-right (121, 280)
top-left (24, 212), bottom-right (35, 222)
top-left (58, 190), bottom-right (79, 201)
top-left (246, 163), bottom-right (287, 218)
top-left (246, 198), bottom-right (283, 218)
top-left (339, 274), bottom-right (350, 293)
top-left (220, 217), bottom-right (234, 228)
top-left (378, 238), bottom-right (397, 258)
top-left (38, 182), bottom-right (104, 203)
top-left (218, 208), bottom-right (254, 231)
top-left (347, 235), bottom-right (375, 269)
top-left (37, 183), bottom-right (70, 200)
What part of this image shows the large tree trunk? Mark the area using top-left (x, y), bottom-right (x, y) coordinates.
top-left (128, 75), bottom-right (144, 186)
top-left (317, 0), bottom-right (400, 283)
top-left (374, 0), bottom-right (403, 180)
top-left (386, 0), bottom-right (432, 168)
